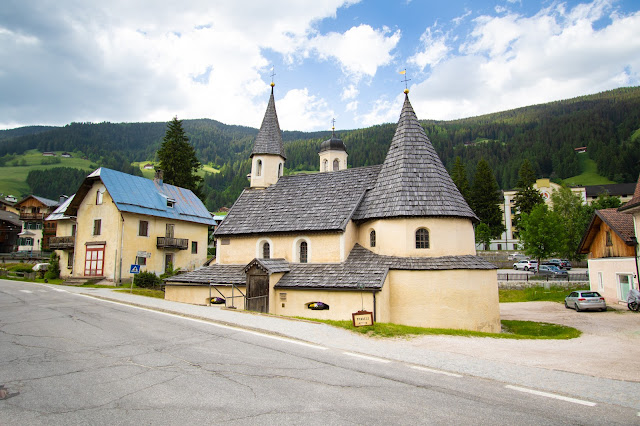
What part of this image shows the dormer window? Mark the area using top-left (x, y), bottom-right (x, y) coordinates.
top-left (167, 198), bottom-right (175, 208)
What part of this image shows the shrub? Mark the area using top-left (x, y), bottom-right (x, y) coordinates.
top-left (134, 271), bottom-right (162, 289)
top-left (45, 252), bottom-right (60, 280)
top-left (8, 263), bottom-right (35, 273)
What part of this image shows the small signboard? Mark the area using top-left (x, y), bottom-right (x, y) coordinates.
top-left (136, 251), bottom-right (151, 258)
top-left (352, 310), bottom-right (374, 327)
top-left (130, 264), bottom-right (141, 274)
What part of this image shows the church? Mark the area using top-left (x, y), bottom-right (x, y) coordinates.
top-left (164, 83), bottom-right (501, 333)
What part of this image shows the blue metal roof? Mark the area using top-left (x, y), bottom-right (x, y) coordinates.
top-left (91, 168), bottom-right (215, 226)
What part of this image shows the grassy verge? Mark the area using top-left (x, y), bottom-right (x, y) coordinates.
top-left (499, 285), bottom-right (588, 303)
top-left (114, 288), bottom-right (165, 298)
top-left (293, 317), bottom-right (581, 340)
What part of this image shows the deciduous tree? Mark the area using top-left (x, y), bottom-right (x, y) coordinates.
top-left (519, 204), bottom-right (565, 267)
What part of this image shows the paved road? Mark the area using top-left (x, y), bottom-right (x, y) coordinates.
top-left (1, 280), bottom-right (639, 424)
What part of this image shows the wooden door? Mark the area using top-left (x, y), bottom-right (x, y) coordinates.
top-left (84, 245), bottom-right (104, 276)
top-left (246, 273), bottom-right (269, 313)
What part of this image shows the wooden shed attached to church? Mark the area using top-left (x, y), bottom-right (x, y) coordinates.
top-left (165, 84), bottom-right (501, 333)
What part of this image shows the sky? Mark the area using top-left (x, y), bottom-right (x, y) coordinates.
top-left (1, 0), bottom-right (639, 132)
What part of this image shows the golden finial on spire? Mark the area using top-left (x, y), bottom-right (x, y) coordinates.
top-left (400, 68), bottom-right (411, 94)
top-left (270, 66), bottom-right (276, 87)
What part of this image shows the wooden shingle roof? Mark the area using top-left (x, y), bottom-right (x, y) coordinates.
top-left (251, 86), bottom-right (285, 159)
top-left (214, 165), bottom-right (381, 236)
top-left (578, 208), bottom-right (636, 254)
top-left (352, 94), bottom-right (477, 222)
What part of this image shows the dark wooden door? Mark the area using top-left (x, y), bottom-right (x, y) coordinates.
top-left (246, 273), bottom-right (269, 313)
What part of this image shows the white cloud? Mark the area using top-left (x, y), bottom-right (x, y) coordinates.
top-left (409, 0), bottom-right (640, 120)
top-left (356, 95), bottom-right (403, 127)
top-left (409, 27), bottom-right (450, 70)
top-left (341, 84), bottom-right (359, 100)
top-left (277, 88), bottom-right (334, 131)
top-left (306, 25), bottom-right (401, 80)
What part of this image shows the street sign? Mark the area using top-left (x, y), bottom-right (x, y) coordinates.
top-left (130, 264), bottom-right (141, 274)
top-left (352, 310), bottom-right (374, 327)
top-left (136, 251), bottom-right (151, 258)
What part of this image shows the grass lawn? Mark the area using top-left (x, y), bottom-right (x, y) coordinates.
top-left (294, 317), bottom-right (581, 340)
top-left (0, 149), bottom-right (94, 197)
top-left (499, 285), bottom-right (588, 303)
top-left (134, 161), bottom-right (219, 179)
top-left (562, 154), bottom-right (614, 186)
top-left (114, 288), bottom-right (165, 298)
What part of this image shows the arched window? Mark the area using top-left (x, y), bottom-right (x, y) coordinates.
top-left (415, 228), bottom-right (429, 249)
top-left (299, 241), bottom-right (308, 263)
top-left (369, 230), bottom-right (376, 248)
top-left (333, 159), bottom-right (340, 171)
top-left (323, 159), bottom-right (328, 172)
top-left (262, 242), bottom-right (270, 259)
top-left (278, 163), bottom-right (283, 177)
top-left (256, 159), bottom-right (262, 176)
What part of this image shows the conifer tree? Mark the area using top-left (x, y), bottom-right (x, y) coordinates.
top-left (470, 159), bottom-right (505, 240)
top-left (513, 160), bottom-right (543, 227)
top-left (451, 156), bottom-right (470, 203)
top-left (157, 116), bottom-right (202, 196)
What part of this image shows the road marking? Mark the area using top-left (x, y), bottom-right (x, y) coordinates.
top-left (19, 290), bottom-right (33, 293)
top-left (50, 287), bottom-right (68, 292)
top-left (410, 365), bottom-right (463, 378)
top-left (343, 352), bottom-right (391, 363)
top-left (505, 385), bottom-right (596, 407)
top-left (74, 294), bottom-right (327, 351)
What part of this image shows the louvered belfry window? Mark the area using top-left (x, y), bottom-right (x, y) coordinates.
top-left (263, 242), bottom-right (270, 259)
top-left (415, 228), bottom-right (429, 249)
top-left (370, 230), bottom-right (376, 247)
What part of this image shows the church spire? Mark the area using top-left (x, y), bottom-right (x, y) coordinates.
top-left (250, 82), bottom-right (286, 188)
top-left (353, 92), bottom-right (477, 221)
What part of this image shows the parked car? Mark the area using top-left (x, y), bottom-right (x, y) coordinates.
top-left (536, 265), bottom-right (568, 277)
top-left (507, 252), bottom-right (524, 261)
top-left (513, 259), bottom-right (538, 271)
top-left (32, 263), bottom-right (49, 271)
top-left (565, 291), bottom-right (607, 312)
top-left (546, 258), bottom-right (572, 270)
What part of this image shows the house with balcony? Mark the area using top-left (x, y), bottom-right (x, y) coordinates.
top-left (46, 195), bottom-right (76, 277)
top-left (15, 195), bottom-right (60, 252)
top-left (63, 167), bottom-right (216, 283)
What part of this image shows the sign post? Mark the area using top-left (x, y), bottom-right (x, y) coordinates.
top-left (129, 264), bottom-right (140, 293)
top-left (352, 310), bottom-right (374, 327)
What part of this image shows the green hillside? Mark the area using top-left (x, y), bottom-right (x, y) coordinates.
top-left (562, 154), bottom-right (615, 186)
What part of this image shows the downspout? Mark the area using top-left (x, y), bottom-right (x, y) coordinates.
top-left (372, 291), bottom-right (376, 322)
top-left (119, 213), bottom-right (125, 285)
top-left (632, 236), bottom-right (640, 290)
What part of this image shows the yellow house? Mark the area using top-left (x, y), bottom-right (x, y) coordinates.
top-left (58, 168), bottom-right (215, 283)
top-left (165, 84), bottom-right (501, 333)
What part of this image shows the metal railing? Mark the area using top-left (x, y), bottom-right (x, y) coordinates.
top-left (156, 237), bottom-right (189, 250)
top-left (49, 236), bottom-right (75, 249)
top-left (498, 272), bottom-right (589, 282)
top-left (19, 213), bottom-right (46, 220)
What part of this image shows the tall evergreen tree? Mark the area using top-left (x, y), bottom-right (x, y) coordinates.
top-left (513, 160), bottom-right (543, 228)
top-left (157, 116), bottom-right (203, 196)
top-left (470, 159), bottom-right (505, 240)
top-left (451, 156), bottom-right (470, 203)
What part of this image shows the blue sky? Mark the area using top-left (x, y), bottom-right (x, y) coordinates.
top-left (1, 0), bottom-right (639, 132)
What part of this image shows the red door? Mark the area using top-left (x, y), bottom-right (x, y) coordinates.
top-left (84, 245), bottom-right (104, 276)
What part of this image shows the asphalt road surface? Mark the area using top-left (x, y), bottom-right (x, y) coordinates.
top-left (1, 280), bottom-right (637, 425)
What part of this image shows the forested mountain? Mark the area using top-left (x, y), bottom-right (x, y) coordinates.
top-left (2, 87), bottom-right (639, 210)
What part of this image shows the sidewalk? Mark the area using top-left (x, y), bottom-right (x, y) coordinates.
top-left (60, 284), bottom-right (640, 410)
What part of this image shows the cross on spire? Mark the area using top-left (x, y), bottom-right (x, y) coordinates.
top-left (400, 69), bottom-right (411, 94)
top-left (331, 118), bottom-right (336, 137)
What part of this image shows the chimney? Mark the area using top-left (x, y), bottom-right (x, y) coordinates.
top-left (59, 195), bottom-right (69, 204)
top-left (154, 169), bottom-right (164, 184)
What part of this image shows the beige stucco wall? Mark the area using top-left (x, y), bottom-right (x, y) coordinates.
top-left (74, 181), bottom-right (210, 282)
top-left (387, 269), bottom-right (500, 332)
top-left (357, 217), bottom-right (477, 257)
top-left (52, 219), bottom-right (76, 278)
top-left (216, 232), bottom-right (343, 264)
top-left (273, 288), bottom-right (377, 320)
top-left (250, 154), bottom-right (284, 188)
top-left (587, 257), bottom-right (637, 304)
top-left (165, 285), bottom-right (247, 309)
top-left (319, 150), bottom-right (347, 172)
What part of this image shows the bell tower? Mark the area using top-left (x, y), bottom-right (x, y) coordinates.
top-left (319, 119), bottom-right (348, 172)
top-left (250, 82), bottom-right (286, 188)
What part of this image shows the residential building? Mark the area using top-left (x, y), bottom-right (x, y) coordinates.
top-left (46, 195), bottom-right (77, 277)
top-left (0, 210), bottom-right (21, 253)
top-left (165, 85), bottom-right (501, 333)
top-left (15, 195), bottom-right (60, 251)
top-left (63, 168), bottom-right (216, 283)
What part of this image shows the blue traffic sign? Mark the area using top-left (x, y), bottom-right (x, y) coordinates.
top-left (130, 264), bottom-right (141, 274)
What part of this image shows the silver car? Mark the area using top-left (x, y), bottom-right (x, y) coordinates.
top-left (565, 291), bottom-right (607, 312)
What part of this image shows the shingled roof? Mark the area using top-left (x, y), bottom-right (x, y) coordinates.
top-left (353, 94), bottom-right (477, 222)
top-left (214, 165), bottom-right (381, 236)
top-left (578, 208), bottom-right (636, 253)
top-left (618, 174), bottom-right (640, 212)
top-left (166, 244), bottom-right (495, 289)
top-left (251, 85), bottom-right (286, 159)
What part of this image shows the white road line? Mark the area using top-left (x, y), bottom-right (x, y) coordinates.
top-left (343, 352), bottom-right (391, 363)
top-left (50, 287), bottom-right (68, 292)
top-left (410, 365), bottom-right (463, 378)
top-left (19, 290), bottom-right (33, 293)
top-left (505, 385), bottom-right (596, 407)
top-left (74, 294), bottom-right (327, 350)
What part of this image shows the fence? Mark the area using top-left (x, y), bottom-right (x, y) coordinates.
top-left (498, 272), bottom-right (589, 282)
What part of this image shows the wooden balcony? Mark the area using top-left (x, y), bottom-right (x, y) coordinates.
top-left (20, 212), bottom-right (46, 220)
top-left (49, 236), bottom-right (75, 250)
top-left (157, 237), bottom-right (188, 250)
